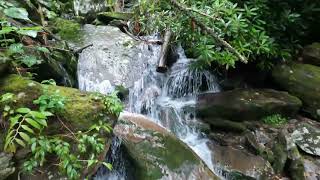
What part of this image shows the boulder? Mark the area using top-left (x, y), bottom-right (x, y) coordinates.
top-left (303, 43), bottom-right (320, 66)
top-left (114, 112), bottom-right (219, 180)
top-left (291, 123), bottom-right (320, 157)
top-left (196, 89), bottom-right (302, 121)
top-left (0, 153), bottom-right (15, 180)
top-left (97, 12), bottom-right (133, 24)
top-left (207, 142), bottom-right (274, 179)
top-left (0, 75), bottom-right (114, 134)
top-left (75, 25), bottom-right (161, 94)
top-left (272, 63), bottom-right (320, 120)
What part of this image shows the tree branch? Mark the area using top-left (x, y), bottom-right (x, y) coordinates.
top-left (169, 0), bottom-right (248, 63)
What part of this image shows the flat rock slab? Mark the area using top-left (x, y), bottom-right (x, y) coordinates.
top-left (291, 123), bottom-right (320, 157)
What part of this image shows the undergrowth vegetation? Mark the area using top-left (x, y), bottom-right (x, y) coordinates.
top-left (0, 81), bottom-right (123, 179)
top-left (262, 114), bottom-right (288, 126)
top-left (134, 0), bottom-right (320, 70)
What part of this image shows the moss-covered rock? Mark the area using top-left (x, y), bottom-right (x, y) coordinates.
top-left (97, 12), bottom-right (133, 24)
top-left (0, 75), bottom-right (113, 133)
top-left (205, 118), bottom-right (247, 133)
top-left (114, 112), bottom-right (219, 180)
top-left (196, 89), bottom-right (302, 122)
top-left (303, 43), bottom-right (320, 66)
top-left (272, 63), bottom-right (320, 120)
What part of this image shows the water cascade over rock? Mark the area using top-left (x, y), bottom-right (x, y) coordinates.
top-left (75, 24), bottom-right (225, 179)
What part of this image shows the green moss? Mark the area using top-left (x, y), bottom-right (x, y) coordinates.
top-left (53, 18), bottom-right (81, 40)
top-left (97, 12), bottom-right (133, 23)
top-left (0, 75), bottom-right (111, 133)
top-left (123, 122), bottom-right (202, 180)
top-left (272, 63), bottom-right (320, 120)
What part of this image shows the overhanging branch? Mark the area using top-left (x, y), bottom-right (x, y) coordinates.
top-left (169, 0), bottom-right (248, 64)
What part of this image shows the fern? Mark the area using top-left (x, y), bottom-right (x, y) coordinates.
top-left (4, 108), bottom-right (52, 153)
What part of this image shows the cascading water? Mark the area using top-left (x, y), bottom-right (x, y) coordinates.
top-left (128, 46), bottom-right (220, 174)
top-left (76, 24), bottom-right (223, 179)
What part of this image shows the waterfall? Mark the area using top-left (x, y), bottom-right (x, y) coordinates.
top-left (76, 25), bottom-right (223, 179)
top-left (128, 46), bottom-right (220, 173)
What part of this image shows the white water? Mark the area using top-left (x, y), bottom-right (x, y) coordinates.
top-left (128, 46), bottom-right (220, 173)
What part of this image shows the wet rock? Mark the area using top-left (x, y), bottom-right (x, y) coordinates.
top-left (245, 132), bottom-right (274, 163)
top-left (302, 157), bottom-right (320, 179)
top-left (196, 89), bottom-right (302, 121)
top-left (97, 12), bottom-right (133, 24)
top-left (75, 24), bottom-right (161, 93)
top-left (303, 43), bottom-right (320, 66)
top-left (0, 153), bottom-right (15, 180)
top-left (114, 112), bottom-right (219, 180)
top-left (207, 142), bottom-right (274, 179)
top-left (291, 123), bottom-right (320, 157)
top-left (205, 118), bottom-right (247, 133)
top-left (272, 63), bottom-right (320, 120)
top-left (271, 131), bottom-right (288, 174)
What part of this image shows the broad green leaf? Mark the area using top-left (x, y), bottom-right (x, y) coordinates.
top-left (16, 107), bottom-right (31, 114)
top-left (19, 132), bottom-right (31, 143)
top-left (37, 118), bottom-right (47, 127)
top-left (30, 111), bottom-right (46, 119)
top-left (9, 114), bottom-right (22, 127)
top-left (36, 47), bottom-right (50, 53)
top-left (25, 118), bottom-right (41, 129)
top-left (4, 7), bottom-right (30, 21)
top-left (21, 125), bottom-right (35, 134)
top-left (20, 55), bottom-right (38, 67)
top-left (0, 26), bottom-right (15, 35)
top-left (15, 138), bottom-right (26, 147)
top-left (102, 162), bottom-right (112, 170)
top-left (8, 43), bottom-right (24, 54)
top-left (17, 29), bottom-right (38, 38)
top-left (42, 111), bottom-right (53, 117)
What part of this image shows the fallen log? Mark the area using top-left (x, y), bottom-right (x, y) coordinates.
top-left (156, 30), bottom-right (172, 73)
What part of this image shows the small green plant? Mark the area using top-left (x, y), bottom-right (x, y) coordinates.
top-left (23, 121), bottom-right (113, 179)
top-left (103, 91), bottom-right (124, 117)
top-left (262, 114), bottom-right (288, 126)
top-left (4, 107), bottom-right (53, 153)
top-left (33, 80), bottom-right (66, 112)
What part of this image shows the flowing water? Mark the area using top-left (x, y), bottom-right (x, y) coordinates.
top-left (76, 25), bottom-right (223, 179)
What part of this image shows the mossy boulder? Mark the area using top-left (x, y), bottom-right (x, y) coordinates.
top-left (114, 112), bottom-right (219, 180)
top-left (272, 63), bottom-right (320, 120)
top-left (0, 75), bottom-right (113, 133)
top-left (196, 89), bottom-right (302, 121)
top-left (303, 43), bottom-right (320, 66)
top-left (97, 12), bottom-right (133, 24)
top-left (206, 118), bottom-right (247, 133)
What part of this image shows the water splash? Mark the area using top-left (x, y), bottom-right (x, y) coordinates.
top-left (128, 45), bottom-right (221, 174)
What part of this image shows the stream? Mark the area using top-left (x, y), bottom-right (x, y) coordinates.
top-left (74, 24), bottom-right (224, 179)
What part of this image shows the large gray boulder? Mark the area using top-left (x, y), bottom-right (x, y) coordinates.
top-left (114, 112), bottom-right (219, 180)
top-left (196, 89), bottom-right (302, 122)
top-left (272, 63), bottom-right (320, 120)
top-left (75, 25), bottom-right (161, 94)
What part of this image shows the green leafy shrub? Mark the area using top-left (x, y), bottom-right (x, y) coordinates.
top-left (262, 114), bottom-right (288, 126)
top-left (33, 80), bottom-right (66, 112)
top-left (134, 0), bottom-right (320, 69)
